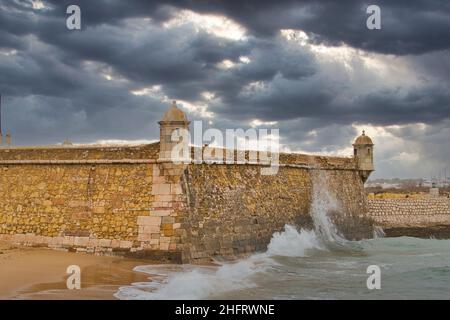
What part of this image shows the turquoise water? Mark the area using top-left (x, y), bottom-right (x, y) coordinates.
top-left (115, 228), bottom-right (450, 300)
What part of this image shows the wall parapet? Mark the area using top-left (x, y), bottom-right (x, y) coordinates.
top-left (0, 143), bottom-right (160, 161)
top-left (0, 143), bottom-right (358, 171)
top-left (0, 159), bottom-right (157, 165)
top-left (0, 158), bottom-right (357, 171)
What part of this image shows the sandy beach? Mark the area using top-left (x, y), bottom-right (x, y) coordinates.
top-left (0, 241), bottom-right (150, 300)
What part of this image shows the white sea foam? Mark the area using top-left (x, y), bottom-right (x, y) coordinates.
top-left (267, 225), bottom-right (324, 257)
top-left (115, 256), bottom-right (265, 300)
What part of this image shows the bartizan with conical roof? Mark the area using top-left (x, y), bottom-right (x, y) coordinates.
top-left (158, 101), bottom-right (190, 161)
top-left (353, 130), bottom-right (374, 182)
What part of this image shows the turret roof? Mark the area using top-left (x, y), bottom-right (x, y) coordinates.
top-left (161, 101), bottom-right (188, 122)
top-left (354, 130), bottom-right (374, 145)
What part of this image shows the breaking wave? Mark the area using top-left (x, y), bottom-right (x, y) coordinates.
top-left (267, 225), bottom-right (325, 257)
top-left (309, 171), bottom-right (346, 244)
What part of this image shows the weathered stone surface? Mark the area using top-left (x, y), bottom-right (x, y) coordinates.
top-left (367, 198), bottom-right (450, 227)
top-left (137, 216), bottom-right (161, 226)
top-left (0, 161), bottom-right (154, 251)
top-left (180, 164), bottom-right (371, 263)
top-left (0, 144), bottom-right (376, 264)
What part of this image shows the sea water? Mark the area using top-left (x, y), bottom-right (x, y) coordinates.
top-left (115, 172), bottom-right (450, 300)
top-left (114, 229), bottom-right (450, 300)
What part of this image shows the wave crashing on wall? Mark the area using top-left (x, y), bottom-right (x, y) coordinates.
top-left (115, 171), bottom-right (359, 300)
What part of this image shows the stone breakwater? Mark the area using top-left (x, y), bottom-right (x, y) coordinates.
top-left (0, 143), bottom-right (374, 264)
top-left (367, 198), bottom-right (450, 238)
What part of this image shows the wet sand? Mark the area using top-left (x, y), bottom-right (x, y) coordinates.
top-left (0, 241), bottom-right (150, 300)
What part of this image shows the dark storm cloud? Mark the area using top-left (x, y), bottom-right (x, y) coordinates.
top-left (1, 0), bottom-right (449, 123)
top-left (208, 63), bottom-right (450, 127)
top-left (0, 30), bottom-right (25, 50)
top-left (353, 85), bottom-right (450, 125)
top-left (41, 0), bottom-right (450, 55)
top-left (213, 0), bottom-right (450, 55)
top-left (0, 0), bottom-right (449, 177)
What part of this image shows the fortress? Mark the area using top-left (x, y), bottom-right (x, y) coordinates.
top-left (0, 102), bottom-right (376, 263)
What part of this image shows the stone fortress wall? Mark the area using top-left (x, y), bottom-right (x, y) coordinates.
top-left (0, 102), bottom-right (377, 263)
top-left (0, 143), bottom-right (373, 263)
top-left (0, 145), bottom-right (160, 254)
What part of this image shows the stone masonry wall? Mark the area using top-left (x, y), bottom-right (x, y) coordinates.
top-left (367, 198), bottom-right (450, 227)
top-left (0, 161), bottom-right (189, 262)
top-left (180, 164), bottom-right (373, 263)
top-left (0, 163), bottom-right (153, 253)
top-left (0, 144), bottom-right (373, 264)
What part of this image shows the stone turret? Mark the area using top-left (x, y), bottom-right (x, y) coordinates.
top-left (158, 101), bottom-right (190, 162)
top-left (353, 130), bottom-right (374, 183)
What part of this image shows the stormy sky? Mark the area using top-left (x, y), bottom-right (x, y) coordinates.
top-left (0, 0), bottom-right (449, 179)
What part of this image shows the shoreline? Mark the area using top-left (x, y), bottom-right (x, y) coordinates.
top-left (0, 241), bottom-right (150, 300)
top-left (382, 225), bottom-right (450, 239)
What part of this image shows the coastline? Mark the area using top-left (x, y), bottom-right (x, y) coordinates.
top-left (0, 241), bottom-right (150, 300)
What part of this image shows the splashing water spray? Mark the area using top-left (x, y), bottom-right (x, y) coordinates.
top-left (309, 170), bottom-right (345, 243)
